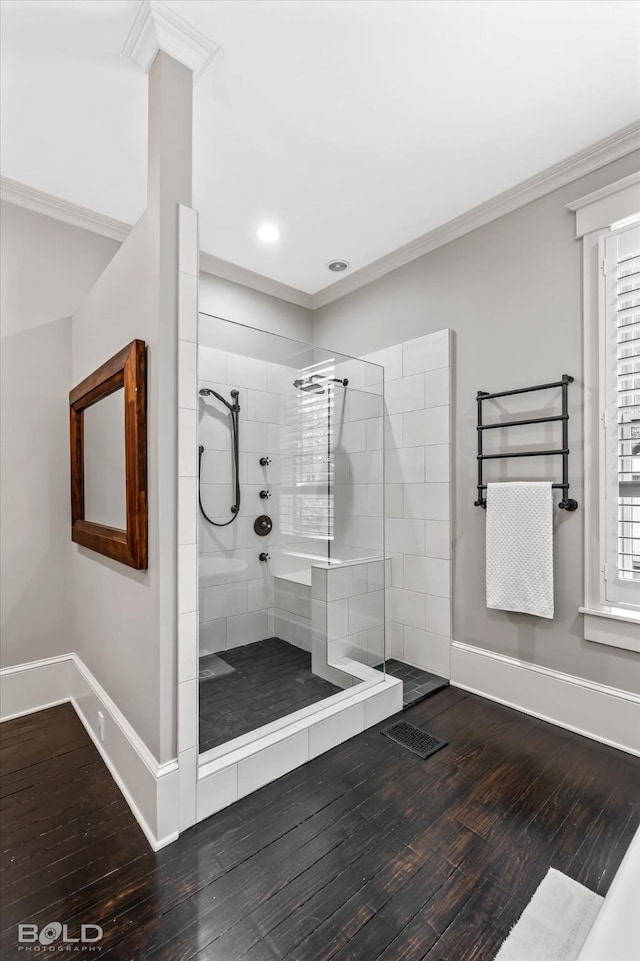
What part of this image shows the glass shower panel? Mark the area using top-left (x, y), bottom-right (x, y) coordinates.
top-left (197, 313), bottom-right (385, 759)
top-left (316, 367), bottom-right (386, 682)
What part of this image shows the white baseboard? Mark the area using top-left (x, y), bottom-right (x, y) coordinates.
top-left (450, 641), bottom-right (640, 757)
top-left (0, 654), bottom-right (74, 720)
top-left (0, 654), bottom-right (179, 850)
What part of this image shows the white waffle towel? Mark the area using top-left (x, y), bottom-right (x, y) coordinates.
top-left (486, 482), bottom-right (554, 619)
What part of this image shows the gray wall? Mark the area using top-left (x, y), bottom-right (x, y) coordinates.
top-left (0, 203), bottom-right (121, 338)
top-left (199, 273), bottom-right (312, 341)
top-left (72, 211), bottom-right (169, 759)
top-left (313, 150), bottom-right (640, 694)
top-left (0, 202), bottom-right (119, 669)
top-left (1, 316), bottom-right (72, 667)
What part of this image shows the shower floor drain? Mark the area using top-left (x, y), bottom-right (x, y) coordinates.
top-left (382, 721), bottom-right (448, 759)
top-left (198, 654), bottom-right (236, 680)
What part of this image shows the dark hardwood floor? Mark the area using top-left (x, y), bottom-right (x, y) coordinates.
top-left (1, 689), bottom-right (638, 960)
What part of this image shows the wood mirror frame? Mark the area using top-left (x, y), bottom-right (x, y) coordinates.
top-left (69, 339), bottom-right (148, 570)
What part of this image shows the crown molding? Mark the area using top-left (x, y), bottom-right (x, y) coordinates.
top-left (122, 0), bottom-right (219, 82)
top-left (0, 176), bottom-right (312, 310)
top-left (311, 120), bottom-right (640, 309)
top-left (199, 252), bottom-right (314, 310)
top-left (3, 122), bottom-right (639, 314)
top-left (0, 176), bottom-right (132, 243)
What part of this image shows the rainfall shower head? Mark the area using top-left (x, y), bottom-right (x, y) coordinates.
top-left (293, 376), bottom-right (349, 392)
top-left (293, 378), bottom-right (323, 393)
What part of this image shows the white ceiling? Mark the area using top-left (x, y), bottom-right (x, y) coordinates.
top-left (2, 0), bottom-right (639, 295)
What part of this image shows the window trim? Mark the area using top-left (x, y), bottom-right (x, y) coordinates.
top-left (568, 173), bottom-right (640, 651)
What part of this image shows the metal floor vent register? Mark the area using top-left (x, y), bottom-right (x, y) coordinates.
top-left (382, 721), bottom-right (448, 759)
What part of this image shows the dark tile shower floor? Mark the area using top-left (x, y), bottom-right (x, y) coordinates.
top-left (378, 658), bottom-right (449, 709)
top-left (199, 637), bottom-right (341, 754)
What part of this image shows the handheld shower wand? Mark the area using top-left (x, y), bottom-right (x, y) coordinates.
top-left (199, 387), bottom-right (240, 412)
top-left (198, 388), bottom-right (241, 525)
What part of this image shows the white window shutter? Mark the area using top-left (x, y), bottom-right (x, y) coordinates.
top-left (601, 223), bottom-right (640, 606)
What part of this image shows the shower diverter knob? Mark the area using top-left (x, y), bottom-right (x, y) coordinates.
top-left (259, 456), bottom-right (271, 466)
top-left (254, 515), bottom-right (273, 536)
top-left (259, 490), bottom-right (271, 499)
top-left (259, 552), bottom-right (270, 562)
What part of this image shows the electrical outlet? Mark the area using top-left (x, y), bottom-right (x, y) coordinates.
top-left (97, 711), bottom-right (105, 743)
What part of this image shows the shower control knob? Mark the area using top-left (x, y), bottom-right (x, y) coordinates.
top-left (254, 515), bottom-right (273, 536)
top-left (259, 552), bottom-right (270, 562)
top-left (259, 457), bottom-right (271, 467)
top-left (259, 490), bottom-right (271, 499)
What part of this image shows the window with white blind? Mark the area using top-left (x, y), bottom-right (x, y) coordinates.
top-left (600, 222), bottom-right (640, 608)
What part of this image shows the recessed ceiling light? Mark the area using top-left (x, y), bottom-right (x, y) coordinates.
top-left (257, 223), bottom-right (281, 243)
top-left (326, 260), bottom-right (350, 273)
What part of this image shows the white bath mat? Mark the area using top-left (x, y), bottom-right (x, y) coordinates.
top-left (494, 868), bottom-right (602, 961)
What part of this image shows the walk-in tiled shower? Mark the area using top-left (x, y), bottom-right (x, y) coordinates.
top-left (197, 314), bottom-right (386, 757)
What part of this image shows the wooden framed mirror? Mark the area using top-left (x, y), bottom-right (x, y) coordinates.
top-left (69, 339), bottom-right (148, 569)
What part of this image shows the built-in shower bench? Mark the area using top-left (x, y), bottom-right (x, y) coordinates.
top-left (275, 568), bottom-right (312, 587)
top-left (273, 557), bottom-right (391, 691)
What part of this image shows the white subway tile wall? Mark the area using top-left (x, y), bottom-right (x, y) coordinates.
top-left (272, 576), bottom-right (312, 652)
top-left (362, 330), bottom-right (452, 676)
top-left (176, 206), bottom-right (200, 831)
top-left (199, 348), bottom-right (281, 653)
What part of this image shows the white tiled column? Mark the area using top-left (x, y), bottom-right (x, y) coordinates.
top-left (363, 330), bottom-right (452, 678)
top-left (176, 205), bottom-right (199, 832)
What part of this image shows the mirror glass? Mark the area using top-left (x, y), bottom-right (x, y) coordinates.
top-left (84, 388), bottom-right (127, 529)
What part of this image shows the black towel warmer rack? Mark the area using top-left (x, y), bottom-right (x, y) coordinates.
top-left (474, 374), bottom-right (578, 512)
